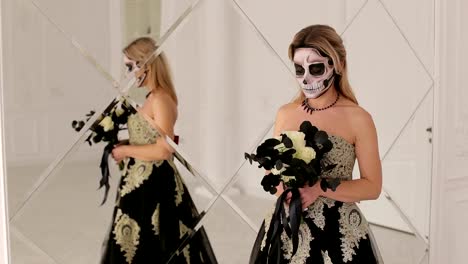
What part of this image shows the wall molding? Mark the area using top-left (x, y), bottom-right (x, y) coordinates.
top-left (0, 0), bottom-right (12, 260)
top-left (430, 0), bottom-right (465, 263)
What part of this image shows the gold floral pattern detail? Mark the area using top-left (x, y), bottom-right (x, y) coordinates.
top-left (113, 209), bottom-right (141, 263)
top-left (127, 114), bottom-right (160, 145)
top-left (151, 204), bottom-right (160, 235)
top-left (338, 203), bottom-right (370, 262)
top-left (170, 162), bottom-right (185, 206)
top-left (321, 136), bottom-right (356, 181)
top-left (281, 223), bottom-right (313, 264)
top-left (182, 246), bottom-right (191, 264)
top-left (305, 197), bottom-right (336, 230)
top-left (120, 160), bottom-right (154, 197)
top-left (179, 221), bottom-right (191, 264)
top-left (179, 220), bottom-right (191, 238)
top-left (322, 250), bottom-right (333, 264)
top-left (121, 114), bottom-right (169, 197)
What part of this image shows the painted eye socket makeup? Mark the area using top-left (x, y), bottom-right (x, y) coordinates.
top-left (295, 63), bottom-right (326, 77)
top-left (295, 64), bottom-right (305, 76)
top-left (125, 63), bottom-right (134, 73)
top-left (308, 63), bottom-right (325, 76)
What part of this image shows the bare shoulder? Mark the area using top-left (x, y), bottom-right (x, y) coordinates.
top-left (347, 105), bottom-right (377, 141)
top-left (277, 102), bottom-right (300, 118)
top-left (336, 97), bottom-right (372, 123)
top-left (351, 106), bottom-right (374, 127)
top-left (148, 91), bottom-right (177, 110)
top-left (149, 91), bottom-right (175, 105)
top-left (147, 90), bottom-right (178, 121)
top-left (273, 102), bottom-right (300, 135)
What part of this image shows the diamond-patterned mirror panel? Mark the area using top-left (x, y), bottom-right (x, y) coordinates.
top-left (9, 139), bottom-right (122, 263)
top-left (379, 0), bottom-right (435, 74)
top-left (9, 226), bottom-right (57, 264)
top-left (342, 0), bottom-right (433, 158)
top-left (4, 0), bottom-right (436, 262)
top-left (369, 221), bottom-right (428, 263)
top-left (167, 198), bottom-right (257, 264)
top-left (9, 101), bottom-right (220, 262)
top-left (143, 0), bottom-right (297, 194)
top-left (4, 0), bottom-right (117, 219)
top-left (14, 0), bottom-right (195, 82)
top-left (233, 0), bottom-right (368, 67)
top-left (381, 92), bottom-right (433, 239)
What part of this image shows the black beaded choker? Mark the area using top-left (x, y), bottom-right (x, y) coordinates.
top-left (301, 93), bottom-right (340, 114)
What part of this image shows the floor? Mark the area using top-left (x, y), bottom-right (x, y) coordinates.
top-left (6, 162), bottom-right (429, 264)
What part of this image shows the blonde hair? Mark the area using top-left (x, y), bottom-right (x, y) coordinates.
top-left (288, 25), bottom-right (358, 105)
top-left (123, 37), bottom-right (178, 104)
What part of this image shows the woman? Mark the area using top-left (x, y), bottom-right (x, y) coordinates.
top-left (250, 25), bottom-right (383, 263)
top-left (101, 37), bottom-right (217, 264)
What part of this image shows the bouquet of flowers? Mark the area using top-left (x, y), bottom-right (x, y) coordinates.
top-left (245, 120), bottom-right (340, 259)
top-left (72, 97), bottom-right (136, 205)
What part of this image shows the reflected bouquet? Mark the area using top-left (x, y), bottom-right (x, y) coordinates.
top-left (72, 97), bottom-right (136, 204)
top-left (245, 121), bottom-right (340, 259)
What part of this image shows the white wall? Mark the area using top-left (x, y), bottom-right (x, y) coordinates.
top-left (343, 0), bottom-right (434, 240)
top-left (430, 0), bottom-right (468, 263)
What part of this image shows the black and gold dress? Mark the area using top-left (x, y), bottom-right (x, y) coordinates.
top-left (250, 135), bottom-right (383, 264)
top-left (101, 113), bottom-right (217, 264)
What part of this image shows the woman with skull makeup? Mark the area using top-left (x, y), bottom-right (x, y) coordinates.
top-left (100, 37), bottom-right (218, 264)
top-left (250, 25), bottom-right (383, 263)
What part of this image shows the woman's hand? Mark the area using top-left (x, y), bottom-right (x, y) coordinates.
top-left (111, 145), bottom-right (128, 163)
top-left (299, 181), bottom-right (324, 210)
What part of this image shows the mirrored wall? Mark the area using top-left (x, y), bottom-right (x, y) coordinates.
top-left (2, 0), bottom-right (434, 263)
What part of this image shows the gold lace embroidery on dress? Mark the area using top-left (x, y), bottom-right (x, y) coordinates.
top-left (170, 162), bottom-right (185, 206)
top-left (113, 209), bottom-right (141, 263)
top-left (123, 114), bottom-right (172, 197)
top-left (305, 197), bottom-right (336, 230)
top-left (322, 250), bottom-right (333, 264)
top-left (321, 136), bottom-right (355, 181)
top-left (151, 204), bottom-right (160, 235)
top-left (127, 114), bottom-right (160, 145)
top-left (179, 221), bottom-right (191, 264)
top-left (120, 160), bottom-right (161, 197)
top-left (281, 224), bottom-right (313, 264)
top-left (338, 203), bottom-right (369, 262)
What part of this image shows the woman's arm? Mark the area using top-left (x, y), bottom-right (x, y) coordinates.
top-left (319, 111), bottom-right (382, 202)
top-left (112, 92), bottom-right (177, 162)
top-left (120, 141), bottom-right (172, 161)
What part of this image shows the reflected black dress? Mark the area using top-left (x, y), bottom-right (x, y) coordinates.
top-left (101, 114), bottom-right (217, 264)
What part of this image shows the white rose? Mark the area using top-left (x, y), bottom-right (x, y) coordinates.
top-left (115, 105), bottom-right (125, 117)
top-left (281, 175), bottom-right (296, 184)
top-left (271, 166), bottom-right (286, 175)
top-left (99, 116), bottom-right (114, 132)
top-left (293, 146), bottom-right (316, 164)
top-left (274, 143), bottom-right (288, 153)
top-left (283, 131), bottom-right (306, 149)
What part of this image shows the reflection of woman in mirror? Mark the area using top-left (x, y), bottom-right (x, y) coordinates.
top-left (100, 37), bottom-right (217, 264)
top-left (250, 25), bottom-right (383, 263)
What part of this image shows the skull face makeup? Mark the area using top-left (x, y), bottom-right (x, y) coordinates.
top-left (293, 48), bottom-right (335, 99)
top-left (123, 55), bottom-right (148, 88)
